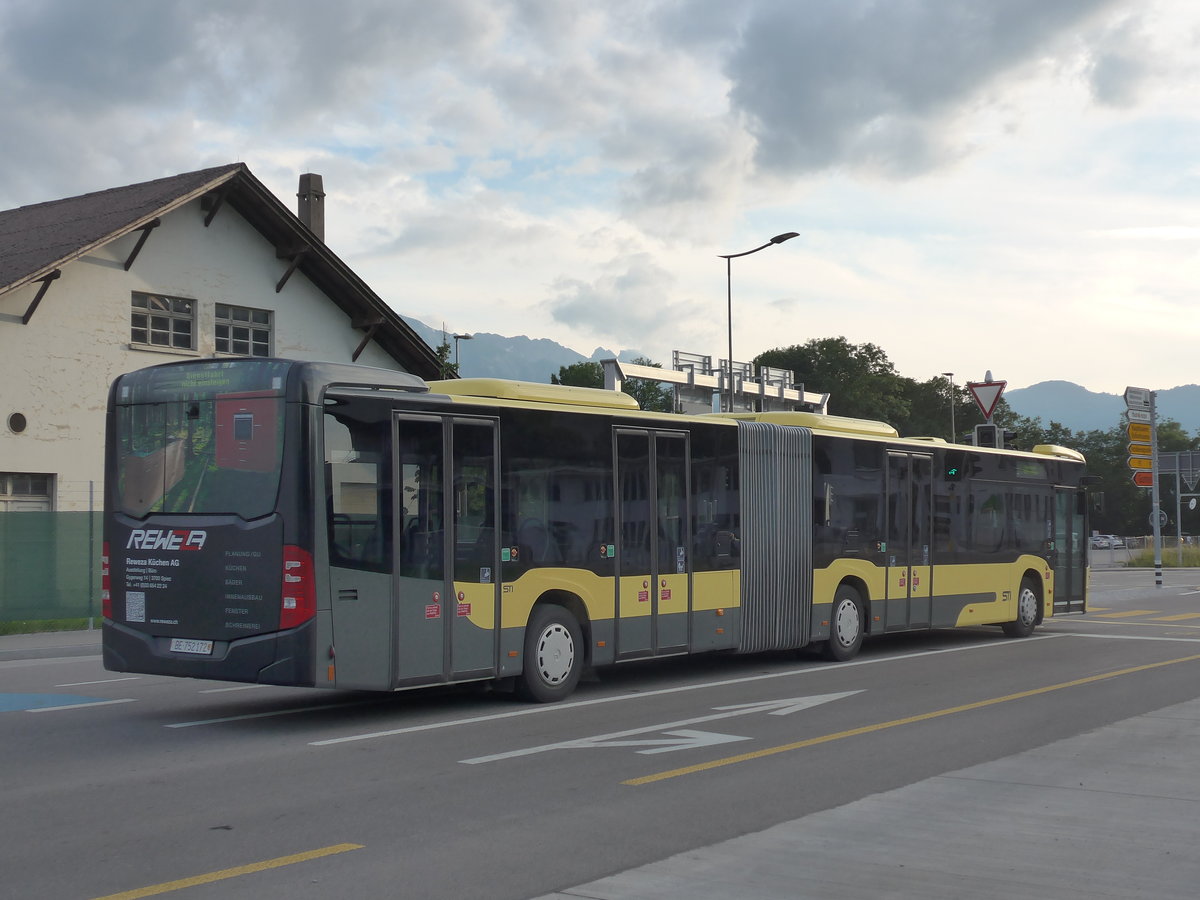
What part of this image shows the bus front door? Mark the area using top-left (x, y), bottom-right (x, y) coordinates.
top-left (885, 452), bottom-right (933, 630)
top-left (1053, 487), bottom-right (1087, 614)
top-left (393, 415), bottom-right (499, 687)
top-left (615, 429), bottom-right (691, 658)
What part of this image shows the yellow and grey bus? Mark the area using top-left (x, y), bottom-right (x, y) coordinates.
top-left (102, 357), bottom-right (1088, 701)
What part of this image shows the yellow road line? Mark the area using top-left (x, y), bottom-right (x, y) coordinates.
top-left (1092, 609), bottom-right (1157, 619)
top-left (92, 843), bottom-right (364, 899)
top-left (1153, 613), bottom-right (1200, 621)
top-left (624, 653), bottom-right (1200, 786)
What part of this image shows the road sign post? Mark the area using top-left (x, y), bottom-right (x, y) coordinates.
top-left (1157, 451), bottom-right (1200, 566)
top-left (1125, 386), bottom-right (1162, 586)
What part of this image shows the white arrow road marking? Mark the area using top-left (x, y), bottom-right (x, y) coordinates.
top-left (564, 729), bottom-right (751, 755)
top-left (459, 690), bottom-right (861, 765)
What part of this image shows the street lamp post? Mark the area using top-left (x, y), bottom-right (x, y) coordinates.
top-left (452, 333), bottom-right (473, 372)
top-left (942, 372), bottom-right (955, 442)
top-left (718, 232), bottom-right (799, 413)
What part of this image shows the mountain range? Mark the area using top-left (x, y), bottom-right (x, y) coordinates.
top-left (404, 317), bottom-right (645, 384)
top-left (1003, 381), bottom-right (1200, 434)
top-left (404, 319), bottom-right (1200, 434)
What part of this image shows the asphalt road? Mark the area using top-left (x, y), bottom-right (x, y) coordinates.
top-left (3, 565), bottom-right (1200, 899)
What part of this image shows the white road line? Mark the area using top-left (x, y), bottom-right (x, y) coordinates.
top-left (309, 634), bottom-right (1062, 747)
top-left (198, 683), bottom-right (277, 694)
top-left (27, 699), bottom-right (137, 713)
top-left (1059, 631), bottom-right (1200, 643)
top-left (1051, 618), bottom-right (1200, 632)
top-left (0, 655), bottom-right (103, 670)
top-left (56, 677), bottom-right (141, 687)
top-left (166, 699), bottom-right (378, 728)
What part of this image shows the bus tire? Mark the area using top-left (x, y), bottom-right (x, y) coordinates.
top-left (1002, 578), bottom-right (1039, 638)
top-left (823, 585), bottom-right (865, 661)
top-left (518, 605), bottom-right (583, 702)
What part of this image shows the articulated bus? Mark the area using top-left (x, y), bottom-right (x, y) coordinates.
top-left (102, 358), bottom-right (1089, 701)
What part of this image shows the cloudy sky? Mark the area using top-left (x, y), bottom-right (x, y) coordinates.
top-left (2, 0), bottom-right (1198, 393)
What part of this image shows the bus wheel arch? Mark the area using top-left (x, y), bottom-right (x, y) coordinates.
top-left (1002, 575), bottom-right (1041, 638)
top-left (823, 581), bottom-right (866, 662)
top-left (517, 594), bottom-right (587, 702)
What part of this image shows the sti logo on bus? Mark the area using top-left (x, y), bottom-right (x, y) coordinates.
top-left (126, 529), bottom-right (208, 551)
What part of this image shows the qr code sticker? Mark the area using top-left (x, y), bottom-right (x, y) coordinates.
top-left (126, 591), bottom-right (146, 623)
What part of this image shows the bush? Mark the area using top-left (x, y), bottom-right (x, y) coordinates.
top-left (1124, 546), bottom-right (1200, 568)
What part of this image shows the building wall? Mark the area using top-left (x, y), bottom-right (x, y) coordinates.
top-left (0, 197), bottom-right (400, 511)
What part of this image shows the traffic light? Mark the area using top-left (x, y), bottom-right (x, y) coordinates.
top-left (973, 423), bottom-right (999, 448)
top-left (944, 450), bottom-right (966, 481)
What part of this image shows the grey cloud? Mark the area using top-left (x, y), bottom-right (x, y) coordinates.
top-left (0, 0), bottom-right (504, 206)
top-left (724, 0), bottom-right (1119, 177)
top-left (363, 202), bottom-right (555, 258)
top-left (1086, 16), bottom-right (1152, 108)
top-left (0, 0), bottom-right (194, 109)
top-left (0, 1), bottom-right (497, 134)
top-left (546, 254), bottom-right (684, 346)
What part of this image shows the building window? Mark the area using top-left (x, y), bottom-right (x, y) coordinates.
top-left (0, 473), bottom-right (53, 510)
top-left (215, 304), bottom-right (272, 357)
top-left (131, 292), bottom-right (195, 350)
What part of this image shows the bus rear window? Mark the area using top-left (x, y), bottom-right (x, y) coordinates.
top-left (113, 362), bottom-right (289, 519)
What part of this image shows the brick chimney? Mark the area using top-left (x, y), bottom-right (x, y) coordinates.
top-left (297, 173), bottom-right (325, 242)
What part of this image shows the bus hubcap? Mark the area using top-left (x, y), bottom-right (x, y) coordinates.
top-left (536, 624), bottom-right (574, 685)
top-left (834, 600), bottom-right (859, 646)
top-left (1019, 589), bottom-right (1037, 625)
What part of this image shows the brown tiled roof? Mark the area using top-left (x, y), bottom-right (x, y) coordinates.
top-left (0, 163), bottom-right (441, 378)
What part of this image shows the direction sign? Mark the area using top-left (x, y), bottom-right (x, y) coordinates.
top-left (1133, 471), bottom-right (1154, 487)
top-left (1127, 408), bottom-right (1153, 424)
top-left (967, 380), bottom-right (1006, 420)
top-left (1127, 423), bottom-right (1151, 442)
top-left (1156, 450), bottom-right (1200, 474)
top-left (1124, 386), bottom-right (1151, 409)
top-left (1127, 457), bottom-right (1153, 470)
top-left (1128, 442), bottom-right (1152, 458)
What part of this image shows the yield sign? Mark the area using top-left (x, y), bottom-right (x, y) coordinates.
top-left (967, 380), bottom-right (1006, 420)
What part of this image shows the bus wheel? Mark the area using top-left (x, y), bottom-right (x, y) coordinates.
top-left (518, 605), bottom-right (583, 702)
top-left (1002, 579), bottom-right (1039, 638)
top-left (823, 586), bottom-right (864, 661)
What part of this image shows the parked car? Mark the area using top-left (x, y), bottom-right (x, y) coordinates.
top-left (1090, 535), bottom-right (1110, 549)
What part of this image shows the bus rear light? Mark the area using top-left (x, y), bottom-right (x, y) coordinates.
top-left (101, 543), bottom-right (111, 620)
top-left (280, 545), bottom-right (316, 629)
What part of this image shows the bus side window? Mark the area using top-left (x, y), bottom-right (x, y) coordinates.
top-left (324, 411), bottom-right (391, 573)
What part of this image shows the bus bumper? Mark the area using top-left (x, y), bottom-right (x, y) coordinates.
top-left (102, 620), bottom-right (317, 687)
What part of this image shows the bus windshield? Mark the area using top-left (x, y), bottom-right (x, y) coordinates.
top-left (113, 360), bottom-right (291, 519)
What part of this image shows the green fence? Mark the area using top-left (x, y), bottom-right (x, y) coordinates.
top-left (0, 512), bottom-right (102, 623)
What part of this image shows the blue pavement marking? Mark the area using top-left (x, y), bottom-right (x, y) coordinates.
top-left (0, 694), bottom-right (113, 712)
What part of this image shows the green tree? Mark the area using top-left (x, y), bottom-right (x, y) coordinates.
top-left (755, 337), bottom-right (909, 423)
top-left (551, 359), bottom-right (674, 412)
top-left (434, 340), bottom-right (457, 379)
top-left (623, 357), bottom-right (675, 413)
top-left (551, 361), bottom-right (602, 389)
top-left (890, 376), bottom-right (981, 440)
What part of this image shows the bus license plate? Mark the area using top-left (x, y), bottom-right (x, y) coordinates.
top-left (169, 638), bottom-right (214, 655)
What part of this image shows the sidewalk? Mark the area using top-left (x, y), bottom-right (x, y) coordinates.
top-left (534, 696), bottom-right (1200, 899)
top-left (0, 628), bottom-right (101, 661)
